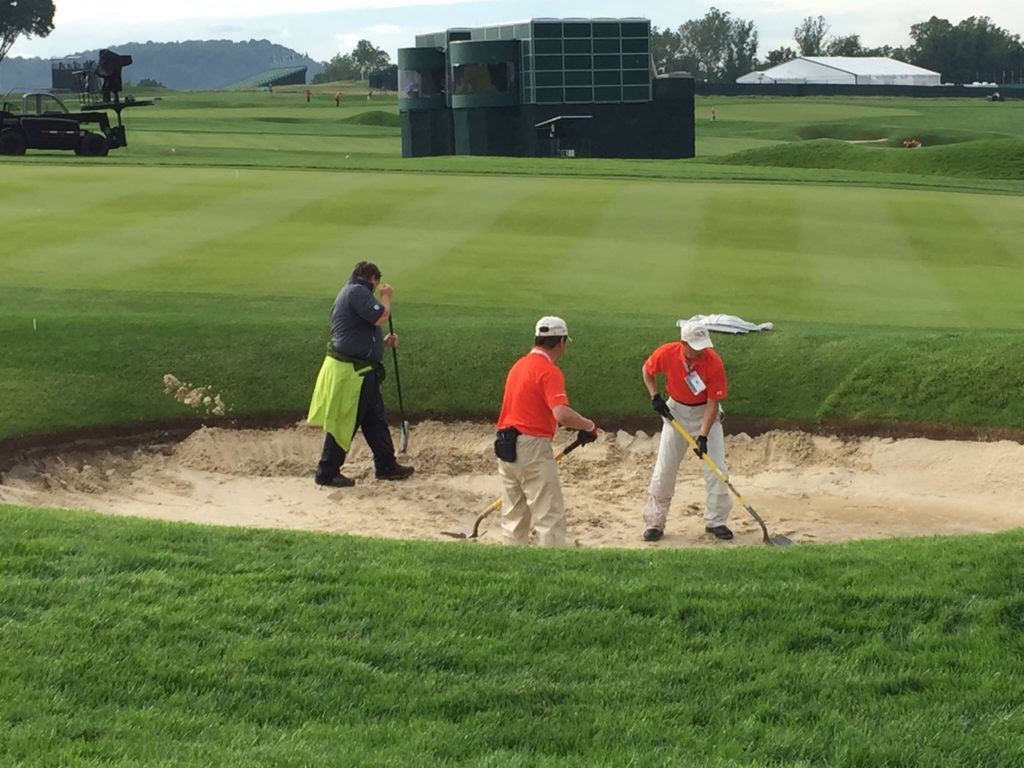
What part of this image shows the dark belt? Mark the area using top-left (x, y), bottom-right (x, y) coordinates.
top-left (325, 343), bottom-right (385, 381)
top-left (674, 400), bottom-right (708, 407)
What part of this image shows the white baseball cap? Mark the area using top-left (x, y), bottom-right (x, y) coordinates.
top-left (535, 316), bottom-right (570, 338)
top-left (678, 319), bottom-right (714, 350)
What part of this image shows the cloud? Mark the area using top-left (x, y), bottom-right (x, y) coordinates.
top-left (54, 0), bottom-right (477, 24)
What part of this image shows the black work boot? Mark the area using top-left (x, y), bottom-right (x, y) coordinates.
top-left (643, 527), bottom-right (664, 542)
top-left (315, 474), bottom-right (355, 488)
top-left (705, 525), bottom-right (734, 541)
top-left (376, 464), bottom-right (415, 481)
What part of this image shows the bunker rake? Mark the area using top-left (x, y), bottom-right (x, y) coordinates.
top-left (441, 435), bottom-right (585, 540)
top-left (662, 413), bottom-right (794, 547)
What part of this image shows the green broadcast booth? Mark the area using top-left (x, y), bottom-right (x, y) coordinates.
top-left (398, 46), bottom-right (453, 156)
top-left (398, 18), bottom-right (695, 160)
top-left (448, 40), bottom-right (522, 156)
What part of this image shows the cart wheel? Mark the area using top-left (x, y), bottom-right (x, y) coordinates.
top-left (78, 132), bottom-right (109, 157)
top-left (0, 128), bottom-right (27, 155)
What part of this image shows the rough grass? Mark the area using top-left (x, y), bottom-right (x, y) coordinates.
top-left (2, 505), bottom-right (1023, 767)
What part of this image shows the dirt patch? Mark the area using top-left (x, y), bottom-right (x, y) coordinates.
top-left (2, 421), bottom-right (1021, 549)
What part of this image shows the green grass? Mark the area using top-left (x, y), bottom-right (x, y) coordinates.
top-left (713, 138), bottom-right (1024, 179)
top-left (2, 505), bottom-right (1023, 767)
top-left (3, 91), bottom-right (1024, 767)
top-left (4, 91), bottom-right (1024, 194)
top-left (2, 165), bottom-right (1024, 439)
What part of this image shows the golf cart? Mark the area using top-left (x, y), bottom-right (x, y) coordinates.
top-left (0, 49), bottom-right (151, 157)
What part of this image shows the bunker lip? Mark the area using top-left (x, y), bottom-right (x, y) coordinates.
top-left (3, 412), bottom-right (1023, 472)
top-left (1, 419), bottom-right (1022, 550)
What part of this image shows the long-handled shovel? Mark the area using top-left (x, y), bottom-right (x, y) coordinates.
top-left (442, 435), bottom-right (585, 540)
top-left (662, 414), bottom-right (794, 547)
top-left (387, 315), bottom-right (410, 452)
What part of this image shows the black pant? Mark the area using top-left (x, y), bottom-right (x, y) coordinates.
top-left (316, 370), bottom-right (397, 481)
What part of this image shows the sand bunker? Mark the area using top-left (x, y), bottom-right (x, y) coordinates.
top-left (1, 421), bottom-right (1021, 548)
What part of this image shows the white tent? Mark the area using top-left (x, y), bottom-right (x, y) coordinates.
top-left (737, 57), bottom-right (941, 86)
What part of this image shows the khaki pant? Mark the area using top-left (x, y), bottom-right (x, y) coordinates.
top-left (497, 434), bottom-right (566, 547)
top-left (643, 399), bottom-right (732, 531)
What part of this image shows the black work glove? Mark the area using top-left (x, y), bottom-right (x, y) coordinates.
top-left (577, 427), bottom-right (598, 445)
top-left (694, 435), bottom-right (708, 459)
top-left (651, 393), bottom-right (672, 420)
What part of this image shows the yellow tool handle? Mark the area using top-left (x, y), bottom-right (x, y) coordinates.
top-left (665, 417), bottom-right (750, 508)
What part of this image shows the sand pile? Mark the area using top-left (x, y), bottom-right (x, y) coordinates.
top-left (1, 421), bottom-right (1021, 548)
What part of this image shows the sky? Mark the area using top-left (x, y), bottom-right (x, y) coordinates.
top-left (9, 0), bottom-right (1024, 62)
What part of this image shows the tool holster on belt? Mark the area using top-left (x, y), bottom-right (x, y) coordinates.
top-left (494, 427), bottom-right (520, 463)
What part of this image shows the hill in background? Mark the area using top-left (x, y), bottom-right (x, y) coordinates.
top-left (0, 39), bottom-right (325, 91)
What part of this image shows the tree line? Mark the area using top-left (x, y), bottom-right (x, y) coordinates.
top-left (653, 9), bottom-right (1024, 84)
top-left (312, 40), bottom-right (392, 84)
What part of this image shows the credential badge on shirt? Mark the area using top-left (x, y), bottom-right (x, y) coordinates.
top-left (685, 370), bottom-right (707, 396)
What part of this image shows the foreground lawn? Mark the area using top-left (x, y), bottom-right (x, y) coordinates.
top-left (1, 506), bottom-right (1022, 766)
top-left (2, 165), bottom-right (1023, 439)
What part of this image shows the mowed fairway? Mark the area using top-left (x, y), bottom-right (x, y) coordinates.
top-left (2, 163), bottom-right (1024, 438)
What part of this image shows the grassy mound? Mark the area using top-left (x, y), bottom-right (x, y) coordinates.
top-left (713, 138), bottom-right (1024, 179)
top-left (792, 123), bottom-right (989, 146)
top-left (342, 109), bottom-right (400, 127)
top-left (2, 505), bottom-right (1022, 766)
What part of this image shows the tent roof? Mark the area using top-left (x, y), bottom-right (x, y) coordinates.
top-left (793, 57), bottom-right (939, 77)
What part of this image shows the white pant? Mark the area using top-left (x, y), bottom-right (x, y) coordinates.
top-left (497, 435), bottom-right (566, 547)
top-left (643, 399), bottom-right (732, 531)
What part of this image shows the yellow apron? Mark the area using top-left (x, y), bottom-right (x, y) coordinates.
top-left (307, 357), bottom-right (370, 451)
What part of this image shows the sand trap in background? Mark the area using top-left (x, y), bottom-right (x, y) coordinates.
top-left (1, 420), bottom-right (1021, 548)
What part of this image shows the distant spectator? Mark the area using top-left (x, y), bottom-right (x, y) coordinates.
top-left (305, 88), bottom-right (312, 103)
top-left (334, 91), bottom-right (341, 107)
top-left (710, 107), bottom-right (717, 122)
top-left (367, 90), bottom-right (374, 100)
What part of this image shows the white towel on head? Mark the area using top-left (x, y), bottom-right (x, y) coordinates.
top-left (679, 314), bottom-right (774, 335)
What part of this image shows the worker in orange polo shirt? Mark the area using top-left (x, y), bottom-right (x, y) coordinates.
top-left (641, 320), bottom-right (733, 542)
top-left (495, 316), bottom-right (599, 547)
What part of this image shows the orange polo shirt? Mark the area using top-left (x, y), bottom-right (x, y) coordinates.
top-left (644, 342), bottom-right (727, 405)
top-left (496, 349), bottom-right (570, 439)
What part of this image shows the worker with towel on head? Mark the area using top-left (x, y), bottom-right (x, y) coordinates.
top-left (641, 319), bottom-right (733, 542)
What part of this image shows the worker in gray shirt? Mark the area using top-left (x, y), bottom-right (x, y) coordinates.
top-left (313, 261), bottom-right (414, 487)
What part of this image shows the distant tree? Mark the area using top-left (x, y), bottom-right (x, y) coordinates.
top-left (825, 34), bottom-right (863, 57)
top-left (137, 78), bottom-right (166, 88)
top-left (794, 15), bottom-right (830, 56)
top-left (651, 25), bottom-right (687, 73)
top-left (723, 17), bottom-right (758, 81)
top-left (677, 7), bottom-right (759, 81)
top-left (763, 46), bottom-right (796, 67)
top-left (314, 52), bottom-right (361, 83)
top-left (0, 0), bottom-right (55, 66)
top-left (862, 44), bottom-right (907, 61)
top-left (351, 39), bottom-right (390, 77)
top-left (908, 15), bottom-right (1024, 83)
